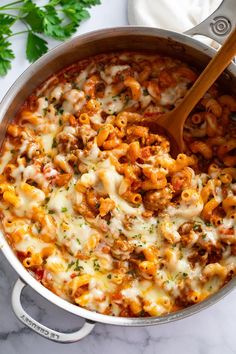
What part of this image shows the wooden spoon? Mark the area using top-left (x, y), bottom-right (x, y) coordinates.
top-left (144, 27), bottom-right (236, 157)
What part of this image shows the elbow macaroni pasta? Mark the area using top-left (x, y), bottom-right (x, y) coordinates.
top-left (0, 52), bottom-right (235, 318)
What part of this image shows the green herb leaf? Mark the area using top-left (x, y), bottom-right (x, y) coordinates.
top-left (0, 0), bottom-right (101, 76)
top-left (193, 223), bottom-right (201, 231)
top-left (74, 259), bottom-right (84, 272)
top-left (0, 14), bottom-right (15, 36)
top-left (67, 261), bottom-right (75, 271)
top-left (21, 1), bottom-right (44, 33)
top-left (93, 258), bottom-right (100, 271)
top-left (78, 0), bottom-right (101, 7)
top-left (26, 32), bottom-right (48, 62)
top-left (43, 6), bottom-right (68, 40)
top-left (0, 39), bottom-right (15, 76)
top-left (51, 137), bottom-right (57, 148)
top-left (47, 0), bottom-right (61, 6)
top-left (149, 224), bottom-right (155, 234)
top-left (143, 88), bottom-right (149, 96)
top-left (205, 222), bottom-right (212, 227)
top-left (42, 107), bottom-right (48, 116)
top-left (62, 2), bottom-right (90, 23)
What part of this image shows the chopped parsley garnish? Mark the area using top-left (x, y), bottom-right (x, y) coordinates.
top-left (48, 210), bottom-right (55, 214)
top-left (36, 225), bottom-right (42, 233)
top-left (52, 138), bottom-right (57, 148)
top-left (74, 259), bottom-right (84, 273)
top-left (58, 108), bottom-right (64, 115)
top-left (193, 223), bottom-right (201, 231)
top-left (61, 207), bottom-right (68, 212)
top-left (66, 261), bottom-right (75, 271)
top-left (149, 224), bottom-right (155, 234)
top-left (42, 108), bottom-right (48, 116)
top-left (205, 222), bottom-right (212, 227)
top-left (133, 233), bottom-right (142, 239)
top-left (107, 274), bottom-right (112, 279)
top-left (93, 259), bottom-right (100, 271)
top-left (124, 95), bottom-right (130, 104)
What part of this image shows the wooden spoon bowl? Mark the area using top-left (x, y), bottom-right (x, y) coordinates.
top-left (143, 27), bottom-right (236, 157)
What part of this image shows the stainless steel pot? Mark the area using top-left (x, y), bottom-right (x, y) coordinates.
top-left (0, 0), bottom-right (236, 343)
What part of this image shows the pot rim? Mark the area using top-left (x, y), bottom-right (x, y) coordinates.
top-left (1, 26), bottom-right (236, 326)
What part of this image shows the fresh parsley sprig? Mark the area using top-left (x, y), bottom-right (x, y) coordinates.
top-left (0, 0), bottom-right (101, 76)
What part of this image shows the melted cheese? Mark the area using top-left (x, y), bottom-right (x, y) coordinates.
top-left (0, 149), bottom-right (12, 174)
top-left (99, 87), bottom-right (125, 114)
top-left (167, 199), bottom-right (204, 218)
top-left (1, 51), bottom-right (235, 319)
top-left (100, 65), bottom-right (130, 84)
top-left (40, 133), bottom-right (55, 153)
top-left (14, 185), bottom-right (45, 217)
top-left (160, 82), bottom-right (187, 106)
top-left (98, 159), bottom-right (144, 215)
top-left (48, 188), bottom-right (72, 213)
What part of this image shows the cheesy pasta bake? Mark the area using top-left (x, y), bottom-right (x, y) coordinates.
top-left (0, 52), bottom-right (236, 317)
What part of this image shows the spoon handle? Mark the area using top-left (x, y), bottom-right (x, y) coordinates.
top-left (174, 26), bottom-right (236, 122)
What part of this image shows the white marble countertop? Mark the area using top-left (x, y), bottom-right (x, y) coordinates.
top-left (1, 0), bottom-right (236, 353)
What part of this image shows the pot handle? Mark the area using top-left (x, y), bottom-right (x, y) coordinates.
top-left (185, 0), bottom-right (235, 44)
top-left (11, 278), bottom-right (95, 343)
